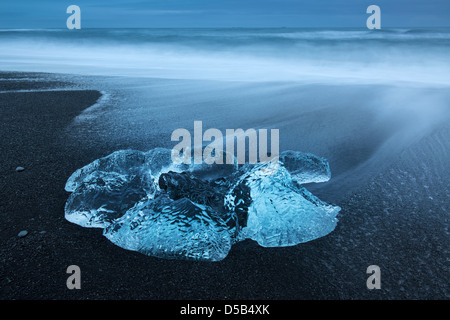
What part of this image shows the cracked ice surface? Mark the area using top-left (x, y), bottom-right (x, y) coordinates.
top-left (65, 149), bottom-right (340, 261)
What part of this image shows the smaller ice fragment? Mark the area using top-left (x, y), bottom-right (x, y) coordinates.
top-left (279, 150), bottom-right (331, 184)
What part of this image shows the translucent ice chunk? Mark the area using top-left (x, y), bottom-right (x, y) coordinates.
top-left (103, 195), bottom-right (232, 261)
top-left (226, 163), bottom-right (339, 247)
top-left (65, 170), bottom-right (154, 228)
top-left (64, 148), bottom-right (340, 261)
top-left (65, 149), bottom-right (149, 192)
top-left (279, 150), bottom-right (331, 184)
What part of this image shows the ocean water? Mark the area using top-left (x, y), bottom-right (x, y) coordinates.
top-left (0, 28), bottom-right (450, 85)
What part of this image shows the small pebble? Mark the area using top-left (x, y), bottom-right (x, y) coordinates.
top-left (18, 230), bottom-right (28, 238)
top-left (15, 166), bottom-right (25, 172)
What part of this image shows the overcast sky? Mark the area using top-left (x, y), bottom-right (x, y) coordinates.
top-left (0, 0), bottom-right (449, 28)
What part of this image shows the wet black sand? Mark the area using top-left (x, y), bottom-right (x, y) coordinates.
top-left (0, 72), bottom-right (448, 300)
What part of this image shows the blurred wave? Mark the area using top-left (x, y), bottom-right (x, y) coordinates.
top-left (0, 28), bottom-right (449, 84)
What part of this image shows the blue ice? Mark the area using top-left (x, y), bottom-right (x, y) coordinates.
top-left (65, 149), bottom-right (340, 261)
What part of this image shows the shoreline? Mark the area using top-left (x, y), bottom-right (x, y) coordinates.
top-left (0, 71), bottom-right (448, 300)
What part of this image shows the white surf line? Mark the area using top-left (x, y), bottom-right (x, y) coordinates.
top-left (72, 90), bottom-right (110, 122)
top-left (0, 88), bottom-right (89, 94)
top-left (0, 78), bottom-right (49, 81)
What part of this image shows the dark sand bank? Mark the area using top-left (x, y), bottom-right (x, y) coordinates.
top-left (0, 72), bottom-right (448, 300)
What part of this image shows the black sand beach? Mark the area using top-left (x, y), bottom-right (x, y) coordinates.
top-left (0, 72), bottom-right (448, 300)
